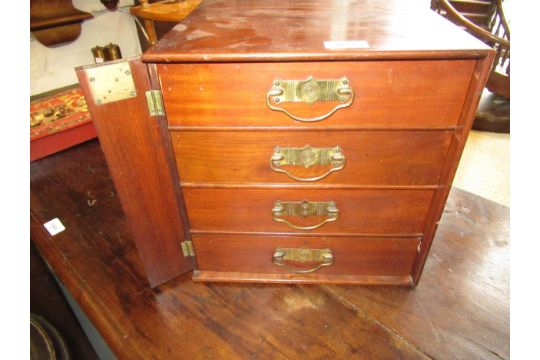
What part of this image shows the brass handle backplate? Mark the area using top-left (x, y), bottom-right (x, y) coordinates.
top-left (272, 200), bottom-right (339, 230)
top-left (266, 76), bottom-right (354, 122)
top-left (270, 145), bottom-right (346, 182)
top-left (272, 247), bottom-right (334, 274)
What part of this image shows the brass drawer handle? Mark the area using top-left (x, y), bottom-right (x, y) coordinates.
top-left (272, 247), bottom-right (334, 274)
top-left (272, 200), bottom-right (339, 230)
top-left (266, 76), bottom-right (354, 122)
top-left (270, 145), bottom-right (346, 182)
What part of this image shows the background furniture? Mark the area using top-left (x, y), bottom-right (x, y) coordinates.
top-left (432, 0), bottom-right (509, 99)
top-left (130, 0), bottom-right (203, 46)
top-left (30, 85), bottom-right (96, 162)
top-left (30, 0), bottom-right (93, 46)
top-left (432, 0), bottom-right (510, 132)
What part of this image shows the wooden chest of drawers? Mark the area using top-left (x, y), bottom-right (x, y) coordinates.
top-left (76, 0), bottom-right (493, 287)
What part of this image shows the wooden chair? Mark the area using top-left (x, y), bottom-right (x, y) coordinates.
top-left (130, 0), bottom-right (202, 45)
top-left (432, 0), bottom-right (510, 99)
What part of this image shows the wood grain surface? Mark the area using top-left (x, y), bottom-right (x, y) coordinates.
top-left (30, 140), bottom-right (509, 359)
top-left (172, 130), bottom-right (453, 186)
top-left (142, 0), bottom-right (491, 63)
top-left (411, 53), bottom-right (495, 284)
top-left (159, 60), bottom-right (475, 128)
top-left (192, 271), bottom-right (413, 286)
top-left (184, 188), bottom-right (434, 235)
top-left (193, 234), bottom-right (420, 277)
top-left (75, 59), bottom-right (191, 287)
top-left (130, 0), bottom-right (202, 22)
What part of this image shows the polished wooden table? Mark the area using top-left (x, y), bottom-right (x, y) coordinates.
top-left (30, 140), bottom-right (509, 359)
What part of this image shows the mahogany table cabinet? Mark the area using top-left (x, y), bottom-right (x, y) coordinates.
top-left (76, 0), bottom-right (493, 288)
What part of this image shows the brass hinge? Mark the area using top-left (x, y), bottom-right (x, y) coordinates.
top-left (145, 90), bottom-right (165, 116)
top-left (181, 240), bottom-right (195, 257)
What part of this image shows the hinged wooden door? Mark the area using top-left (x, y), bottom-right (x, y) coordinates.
top-left (76, 58), bottom-right (193, 287)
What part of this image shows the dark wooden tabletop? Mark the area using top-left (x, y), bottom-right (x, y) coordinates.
top-left (142, 0), bottom-right (490, 63)
top-left (30, 140), bottom-right (509, 360)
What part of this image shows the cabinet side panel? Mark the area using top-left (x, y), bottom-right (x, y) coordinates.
top-left (411, 53), bottom-right (495, 285)
top-left (76, 59), bottom-right (191, 287)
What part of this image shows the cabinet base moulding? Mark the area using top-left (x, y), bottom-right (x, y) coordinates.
top-left (192, 271), bottom-right (413, 286)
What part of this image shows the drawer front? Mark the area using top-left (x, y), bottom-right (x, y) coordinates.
top-left (173, 130), bottom-right (452, 186)
top-left (192, 234), bottom-right (420, 276)
top-left (184, 188), bottom-right (434, 235)
top-left (158, 60), bottom-right (475, 128)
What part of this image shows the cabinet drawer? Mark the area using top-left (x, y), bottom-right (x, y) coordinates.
top-left (192, 234), bottom-right (420, 277)
top-left (173, 130), bottom-right (452, 186)
top-left (184, 188), bottom-right (434, 235)
top-left (158, 60), bottom-right (475, 129)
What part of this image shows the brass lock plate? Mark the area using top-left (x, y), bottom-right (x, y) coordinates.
top-left (272, 145), bottom-right (344, 169)
top-left (274, 247), bottom-right (333, 263)
top-left (85, 61), bottom-right (136, 105)
top-left (272, 200), bottom-right (339, 218)
top-left (272, 200), bottom-right (339, 230)
top-left (270, 76), bottom-right (352, 104)
top-left (266, 76), bottom-right (354, 122)
top-left (272, 247), bottom-right (334, 274)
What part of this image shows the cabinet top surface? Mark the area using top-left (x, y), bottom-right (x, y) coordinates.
top-left (142, 0), bottom-right (490, 63)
